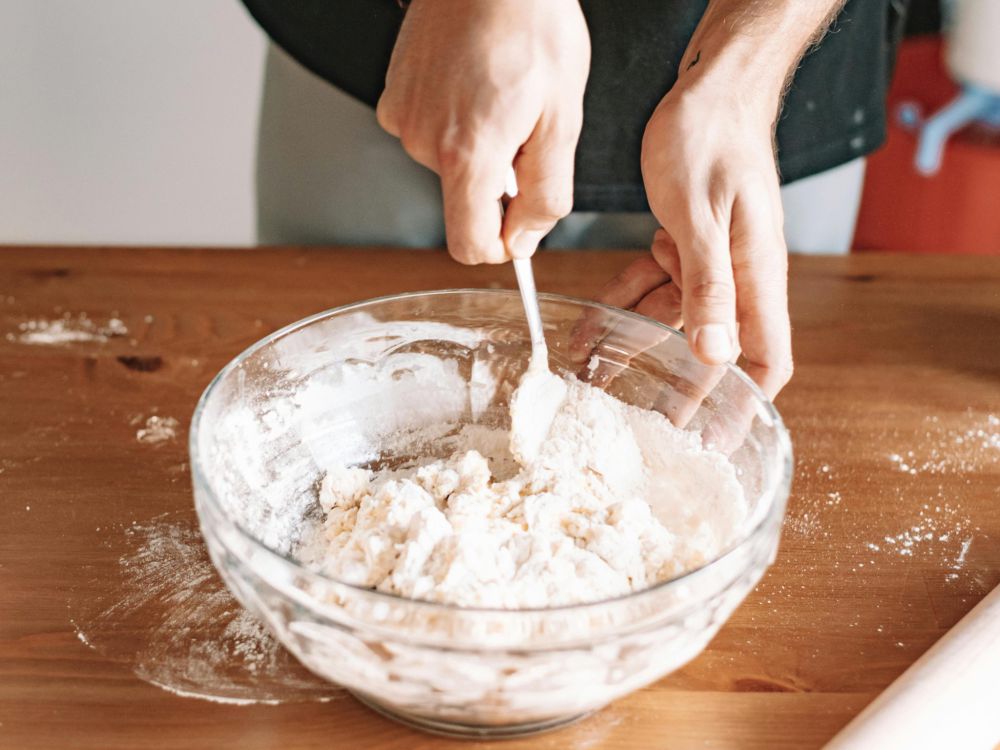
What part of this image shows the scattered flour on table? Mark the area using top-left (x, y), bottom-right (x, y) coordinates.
top-left (859, 499), bottom-right (981, 582)
top-left (297, 376), bottom-right (748, 609)
top-left (135, 415), bottom-right (180, 445)
top-left (10, 312), bottom-right (127, 345)
top-left (70, 514), bottom-right (339, 705)
top-left (784, 412), bottom-right (995, 580)
top-left (869, 413), bottom-right (995, 576)
top-left (887, 415), bottom-right (1000, 476)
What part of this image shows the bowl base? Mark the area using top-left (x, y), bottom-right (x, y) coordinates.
top-left (350, 691), bottom-right (593, 739)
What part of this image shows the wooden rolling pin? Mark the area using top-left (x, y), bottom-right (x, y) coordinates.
top-left (824, 583), bottom-right (1000, 749)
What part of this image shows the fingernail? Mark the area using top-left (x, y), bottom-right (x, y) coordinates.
top-left (509, 229), bottom-right (545, 259)
top-left (694, 324), bottom-right (733, 363)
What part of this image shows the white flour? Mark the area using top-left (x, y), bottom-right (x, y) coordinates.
top-left (865, 413), bottom-right (993, 575)
top-left (11, 312), bottom-right (127, 344)
top-left (136, 415), bottom-right (180, 445)
top-left (70, 514), bottom-right (340, 705)
top-left (298, 376), bottom-right (747, 608)
top-left (784, 412), bottom-right (994, 582)
top-left (888, 415), bottom-right (1000, 476)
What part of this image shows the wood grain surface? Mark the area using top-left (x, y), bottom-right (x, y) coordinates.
top-left (1, 247), bottom-right (998, 750)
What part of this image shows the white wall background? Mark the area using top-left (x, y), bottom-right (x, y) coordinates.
top-left (0, 1), bottom-right (265, 246)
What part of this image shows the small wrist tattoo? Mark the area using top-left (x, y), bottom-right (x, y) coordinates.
top-left (685, 50), bottom-right (701, 71)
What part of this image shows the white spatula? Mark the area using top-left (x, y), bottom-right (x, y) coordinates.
top-left (502, 169), bottom-right (567, 465)
top-left (506, 170), bottom-right (548, 361)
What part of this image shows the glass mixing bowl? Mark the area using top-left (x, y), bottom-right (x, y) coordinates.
top-left (190, 290), bottom-right (792, 738)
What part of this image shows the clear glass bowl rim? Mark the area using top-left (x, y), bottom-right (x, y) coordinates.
top-left (189, 288), bottom-right (793, 616)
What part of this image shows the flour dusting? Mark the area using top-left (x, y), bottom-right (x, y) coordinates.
top-left (887, 415), bottom-right (1000, 476)
top-left (12, 312), bottom-right (127, 345)
top-left (70, 514), bottom-right (339, 705)
top-left (136, 416), bottom-right (180, 445)
top-left (784, 412), bottom-right (995, 581)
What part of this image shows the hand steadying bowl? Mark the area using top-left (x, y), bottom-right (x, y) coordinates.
top-left (190, 289), bottom-right (792, 738)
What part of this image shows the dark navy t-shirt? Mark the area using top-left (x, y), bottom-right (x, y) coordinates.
top-left (241, 0), bottom-right (908, 211)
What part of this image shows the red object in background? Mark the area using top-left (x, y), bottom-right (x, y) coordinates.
top-left (853, 37), bottom-right (1000, 254)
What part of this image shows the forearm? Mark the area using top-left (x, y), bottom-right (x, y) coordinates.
top-left (677, 0), bottom-right (846, 120)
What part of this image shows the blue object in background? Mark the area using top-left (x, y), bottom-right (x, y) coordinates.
top-left (913, 85), bottom-right (1000, 174)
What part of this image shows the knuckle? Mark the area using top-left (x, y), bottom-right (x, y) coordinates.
top-left (734, 244), bottom-right (779, 271)
top-left (636, 254), bottom-right (665, 275)
top-left (666, 283), bottom-right (684, 308)
top-left (596, 270), bottom-right (634, 304)
top-left (532, 192), bottom-right (573, 221)
top-left (447, 232), bottom-right (498, 266)
top-left (448, 245), bottom-right (480, 266)
top-left (686, 221), bottom-right (727, 251)
top-left (398, 129), bottom-right (419, 155)
top-left (739, 281), bottom-right (787, 312)
top-left (599, 256), bottom-right (659, 298)
top-left (399, 129), bottom-right (433, 165)
top-left (651, 241), bottom-right (679, 274)
top-left (665, 207), bottom-right (726, 253)
top-left (648, 284), bottom-right (683, 314)
top-left (375, 98), bottom-right (398, 135)
top-left (436, 140), bottom-right (476, 174)
top-left (688, 278), bottom-right (735, 307)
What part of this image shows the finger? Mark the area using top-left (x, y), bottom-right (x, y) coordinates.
top-left (374, 94), bottom-right (400, 138)
top-left (502, 117), bottom-right (578, 259)
top-left (730, 186), bottom-right (792, 399)
top-left (583, 294), bottom-right (678, 389)
top-left (576, 307), bottom-right (674, 391)
top-left (696, 185), bottom-right (789, 453)
top-left (579, 240), bottom-right (679, 387)
top-left (596, 254), bottom-right (671, 309)
top-left (645, 227), bottom-right (729, 427)
top-left (582, 280), bottom-right (680, 388)
top-left (375, 95), bottom-right (440, 172)
top-left (439, 153), bottom-right (508, 265)
top-left (675, 212), bottom-right (738, 366)
top-left (633, 283), bottom-right (683, 330)
top-left (700, 385), bottom-right (763, 456)
top-left (650, 228), bottom-right (682, 290)
top-left (644, 229), bottom-right (683, 329)
top-left (568, 255), bottom-right (669, 364)
top-left (654, 345), bottom-right (734, 429)
top-left (586, 279), bottom-right (726, 430)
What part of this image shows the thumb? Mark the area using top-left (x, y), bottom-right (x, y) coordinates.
top-left (676, 223), bottom-right (738, 365)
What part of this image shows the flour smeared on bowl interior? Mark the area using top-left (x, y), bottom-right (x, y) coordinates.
top-left (296, 371), bottom-right (747, 609)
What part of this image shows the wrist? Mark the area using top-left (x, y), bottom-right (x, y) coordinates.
top-left (674, 17), bottom-right (801, 124)
top-left (665, 51), bottom-right (782, 134)
top-left (673, 0), bottom-right (844, 125)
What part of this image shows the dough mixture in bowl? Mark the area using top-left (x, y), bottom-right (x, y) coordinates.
top-left (296, 372), bottom-right (747, 609)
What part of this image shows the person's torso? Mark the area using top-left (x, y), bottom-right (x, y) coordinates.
top-left (243, 0), bottom-right (906, 211)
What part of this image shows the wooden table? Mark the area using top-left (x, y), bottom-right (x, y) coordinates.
top-left (1, 247), bottom-right (998, 750)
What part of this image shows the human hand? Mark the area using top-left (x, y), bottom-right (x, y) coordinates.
top-left (376, 0), bottom-right (590, 264)
top-left (606, 77), bottom-right (792, 399)
top-left (579, 0), bottom-right (848, 403)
